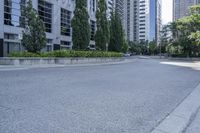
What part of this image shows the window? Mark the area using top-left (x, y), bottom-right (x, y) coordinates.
top-left (60, 41), bottom-right (71, 49)
top-left (61, 41), bottom-right (71, 46)
top-left (90, 20), bottom-right (95, 41)
top-left (92, 0), bottom-right (95, 12)
top-left (61, 8), bottom-right (71, 36)
top-left (4, 33), bottom-right (18, 40)
top-left (140, 35), bottom-right (145, 37)
top-left (38, 0), bottom-right (52, 33)
top-left (140, 16), bottom-right (145, 18)
top-left (4, 0), bottom-right (26, 27)
top-left (5, 42), bottom-right (20, 54)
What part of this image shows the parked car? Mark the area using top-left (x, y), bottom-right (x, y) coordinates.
top-left (123, 53), bottom-right (131, 57)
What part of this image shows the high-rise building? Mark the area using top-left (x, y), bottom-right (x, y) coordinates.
top-left (173, 0), bottom-right (200, 21)
top-left (149, 0), bottom-right (162, 44)
top-left (138, 0), bottom-right (149, 42)
top-left (115, 0), bottom-right (124, 21)
top-left (0, 0), bottom-right (162, 57)
top-left (106, 0), bottom-right (115, 19)
top-left (123, 0), bottom-right (161, 43)
top-left (124, 0), bottom-right (139, 42)
top-left (0, 0), bottom-right (106, 57)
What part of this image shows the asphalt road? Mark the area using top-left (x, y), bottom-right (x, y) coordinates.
top-left (1, 58), bottom-right (200, 133)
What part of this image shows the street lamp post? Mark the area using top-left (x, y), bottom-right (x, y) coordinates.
top-left (159, 41), bottom-right (161, 59)
top-left (106, 43), bottom-right (108, 52)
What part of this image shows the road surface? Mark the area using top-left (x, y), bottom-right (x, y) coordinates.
top-left (0, 58), bottom-right (200, 133)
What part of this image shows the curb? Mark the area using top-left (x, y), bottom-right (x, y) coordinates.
top-left (151, 83), bottom-right (200, 133)
top-left (0, 59), bottom-right (135, 71)
top-left (0, 57), bottom-right (124, 66)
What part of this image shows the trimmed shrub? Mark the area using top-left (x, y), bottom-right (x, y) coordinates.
top-left (9, 50), bottom-right (123, 58)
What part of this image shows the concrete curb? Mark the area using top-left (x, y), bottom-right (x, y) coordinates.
top-left (151, 83), bottom-right (200, 133)
top-left (0, 57), bottom-right (124, 66)
top-left (0, 59), bottom-right (135, 71)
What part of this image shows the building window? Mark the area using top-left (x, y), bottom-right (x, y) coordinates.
top-left (38, 0), bottom-right (52, 33)
top-left (4, 33), bottom-right (21, 55)
top-left (90, 20), bottom-right (95, 41)
top-left (5, 42), bottom-right (20, 54)
top-left (90, 0), bottom-right (95, 12)
top-left (4, 33), bottom-right (18, 40)
top-left (46, 39), bottom-right (52, 51)
top-left (61, 8), bottom-right (71, 36)
top-left (60, 41), bottom-right (71, 49)
top-left (4, 0), bottom-right (26, 27)
top-left (140, 35), bottom-right (145, 37)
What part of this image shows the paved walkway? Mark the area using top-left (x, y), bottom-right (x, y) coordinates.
top-left (185, 108), bottom-right (200, 133)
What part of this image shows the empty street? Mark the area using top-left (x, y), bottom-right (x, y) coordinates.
top-left (1, 58), bottom-right (200, 133)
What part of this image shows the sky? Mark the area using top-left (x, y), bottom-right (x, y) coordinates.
top-left (162, 0), bottom-right (173, 25)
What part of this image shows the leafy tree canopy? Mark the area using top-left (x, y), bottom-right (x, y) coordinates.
top-left (22, 0), bottom-right (46, 53)
top-left (72, 0), bottom-right (90, 50)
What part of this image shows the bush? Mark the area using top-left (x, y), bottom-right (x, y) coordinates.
top-left (9, 52), bottom-right (40, 57)
top-left (9, 50), bottom-right (123, 58)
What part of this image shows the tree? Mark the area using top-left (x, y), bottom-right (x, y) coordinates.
top-left (109, 12), bottom-right (124, 52)
top-left (128, 42), bottom-right (141, 55)
top-left (160, 25), bottom-right (171, 54)
top-left (22, 0), bottom-right (46, 53)
top-left (148, 41), bottom-right (157, 55)
top-left (71, 0), bottom-right (90, 50)
top-left (169, 22), bottom-right (178, 41)
top-left (167, 4), bottom-right (200, 57)
top-left (189, 31), bottom-right (200, 45)
top-left (95, 0), bottom-right (109, 51)
top-left (188, 4), bottom-right (200, 46)
top-left (121, 38), bottom-right (128, 53)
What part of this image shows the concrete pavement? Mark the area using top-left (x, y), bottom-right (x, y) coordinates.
top-left (151, 82), bottom-right (200, 133)
top-left (184, 108), bottom-right (200, 133)
top-left (1, 58), bottom-right (200, 133)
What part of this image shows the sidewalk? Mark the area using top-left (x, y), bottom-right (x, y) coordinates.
top-left (184, 108), bottom-right (200, 133)
top-left (151, 82), bottom-right (200, 133)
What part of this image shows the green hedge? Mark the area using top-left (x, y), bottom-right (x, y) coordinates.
top-left (9, 50), bottom-right (123, 58)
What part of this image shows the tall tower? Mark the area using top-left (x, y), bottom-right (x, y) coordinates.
top-left (138, 0), bottom-right (150, 42)
top-left (124, 0), bottom-right (139, 42)
top-left (173, 0), bottom-right (200, 21)
top-left (149, 0), bottom-right (162, 44)
top-left (137, 0), bottom-right (162, 43)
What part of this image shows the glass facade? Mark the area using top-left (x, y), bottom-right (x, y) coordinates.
top-left (61, 8), bottom-right (71, 36)
top-left (4, 33), bottom-right (21, 54)
top-left (2, 0), bottom-right (111, 56)
top-left (149, 0), bottom-right (156, 41)
top-left (4, 0), bottom-right (26, 27)
top-left (6, 42), bottom-right (20, 54)
top-left (38, 0), bottom-right (52, 33)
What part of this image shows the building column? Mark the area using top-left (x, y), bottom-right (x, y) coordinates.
top-left (0, 0), bottom-right (4, 56)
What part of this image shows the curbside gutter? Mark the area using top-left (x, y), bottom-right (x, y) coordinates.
top-left (0, 57), bottom-right (125, 66)
top-left (151, 83), bottom-right (200, 133)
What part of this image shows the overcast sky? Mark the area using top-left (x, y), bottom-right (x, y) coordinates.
top-left (162, 0), bottom-right (173, 25)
